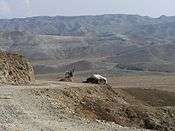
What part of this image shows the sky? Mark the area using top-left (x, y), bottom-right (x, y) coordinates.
top-left (0, 0), bottom-right (175, 19)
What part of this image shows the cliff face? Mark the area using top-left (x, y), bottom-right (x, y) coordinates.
top-left (0, 51), bottom-right (35, 85)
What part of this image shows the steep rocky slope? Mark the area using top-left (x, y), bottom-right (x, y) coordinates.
top-left (0, 51), bottom-right (34, 85)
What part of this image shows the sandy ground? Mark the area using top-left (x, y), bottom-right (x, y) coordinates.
top-left (36, 73), bottom-right (175, 92)
top-left (0, 80), bottom-right (148, 131)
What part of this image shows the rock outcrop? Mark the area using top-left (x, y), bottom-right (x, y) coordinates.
top-left (0, 51), bottom-right (35, 85)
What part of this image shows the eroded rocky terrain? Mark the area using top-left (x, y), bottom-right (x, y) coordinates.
top-left (0, 14), bottom-right (175, 131)
top-left (0, 79), bottom-right (175, 131)
top-left (0, 81), bottom-right (148, 131)
top-left (0, 51), bottom-right (34, 85)
top-left (1, 15), bottom-right (175, 74)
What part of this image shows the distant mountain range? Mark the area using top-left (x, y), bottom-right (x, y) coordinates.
top-left (1, 14), bottom-right (175, 73)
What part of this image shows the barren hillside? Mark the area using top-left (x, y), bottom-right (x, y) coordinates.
top-left (1, 15), bottom-right (175, 73)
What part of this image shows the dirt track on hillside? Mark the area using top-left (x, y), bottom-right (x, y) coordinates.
top-left (0, 81), bottom-right (147, 131)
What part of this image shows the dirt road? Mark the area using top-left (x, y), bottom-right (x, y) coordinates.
top-left (0, 81), bottom-right (146, 131)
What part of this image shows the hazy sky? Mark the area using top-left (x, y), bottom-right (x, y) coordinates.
top-left (0, 0), bottom-right (175, 19)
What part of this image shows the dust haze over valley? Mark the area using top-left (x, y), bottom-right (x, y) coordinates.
top-left (0, 0), bottom-right (175, 131)
top-left (1, 14), bottom-right (175, 74)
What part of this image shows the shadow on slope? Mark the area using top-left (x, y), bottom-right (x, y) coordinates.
top-left (25, 85), bottom-right (175, 131)
top-left (122, 88), bottom-right (175, 107)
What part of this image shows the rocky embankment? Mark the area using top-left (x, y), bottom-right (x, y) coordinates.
top-left (0, 81), bottom-right (149, 131)
top-left (0, 80), bottom-right (173, 130)
top-left (0, 51), bottom-right (34, 85)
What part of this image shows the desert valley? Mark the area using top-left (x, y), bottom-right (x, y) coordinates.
top-left (0, 14), bottom-right (175, 131)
